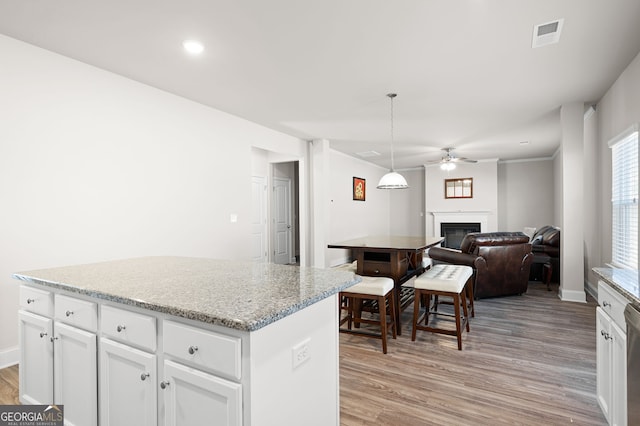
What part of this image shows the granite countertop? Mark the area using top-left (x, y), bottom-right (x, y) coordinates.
top-left (592, 267), bottom-right (640, 304)
top-left (13, 256), bottom-right (360, 332)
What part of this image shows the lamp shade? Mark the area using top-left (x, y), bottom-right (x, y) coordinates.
top-left (377, 171), bottom-right (409, 189)
top-left (440, 162), bottom-right (456, 171)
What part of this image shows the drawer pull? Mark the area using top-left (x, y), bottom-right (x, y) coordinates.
top-left (603, 301), bottom-right (611, 307)
top-left (140, 373), bottom-right (150, 381)
top-left (27, 298), bottom-right (35, 304)
top-left (160, 381), bottom-right (170, 389)
top-left (39, 332), bottom-right (48, 338)
top-left (65, 310), bottom-right (74, 317)
top-left (601, 330), bottom-right (612, 340)
top-left (117, 325), bottom-right (126, 332)
top-left (188, 345), bottom-right (199, 355)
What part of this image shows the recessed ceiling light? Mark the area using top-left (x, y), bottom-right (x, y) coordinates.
top-left (182, 40), bottom-right (204, 55)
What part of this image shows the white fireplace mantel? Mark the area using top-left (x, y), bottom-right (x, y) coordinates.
top-left (430, 211), bottom-right (493, 236)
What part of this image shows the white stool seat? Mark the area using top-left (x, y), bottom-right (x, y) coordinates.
top-left (422, 257), bottom-right (432, 269)
top-left (338, 275), bottom-right (396, 353)
top-left (342, 276), bottom-right (394, 296)
top-left (414, 264), bottom-right (472, 293)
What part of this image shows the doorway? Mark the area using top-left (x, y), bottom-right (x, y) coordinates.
top-left (272, 162), bottom-right (299, 265)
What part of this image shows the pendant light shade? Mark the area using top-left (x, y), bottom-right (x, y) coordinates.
top-left (377, 93), bottom-right (409, 189)
top-left (377, 171), bottom-right (409, 188)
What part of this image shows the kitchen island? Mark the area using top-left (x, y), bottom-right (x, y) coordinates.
top-left (14, 256), bottom-right (359, 426)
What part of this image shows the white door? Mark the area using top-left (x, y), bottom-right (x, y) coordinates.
top-left (273, 177), bottom-right (292, 264)
top-left (100, 338), bottom-right (157, 426)
top-left (18, 311), bottom-right (53, 405)
top-left (611, 320), bottom-right (627, 426)
top-left (251, 176), bottom-right (267, 262)
top-left (54, 322), bottom-right (97, 426)
top-left (162, 359), bottom-right (242, 426)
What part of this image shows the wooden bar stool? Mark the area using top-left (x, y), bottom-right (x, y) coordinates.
top-left (339, 276), bottom-right (396, 354)
top-left (411, 264), bottom-right (473, 350)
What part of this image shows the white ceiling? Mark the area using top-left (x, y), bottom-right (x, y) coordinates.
top-left (2, 0), bottom-right (640, 169)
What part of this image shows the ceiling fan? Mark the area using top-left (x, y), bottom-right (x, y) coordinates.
top-left (426, 148), bottom-right (477, 170)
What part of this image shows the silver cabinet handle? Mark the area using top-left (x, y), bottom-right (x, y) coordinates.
top-left (117, 325), bottom-right (126, 332)
top-left (27, 298), bottom-right (35, 304)
top-left (140, 373), bottom-right (150, 381)
top-left (160, 381), bottom-right (170, 389)
top-left (188, 345), bottom-right (198, 355)
top-left (601, 330), bottom-right (612, 340)
top-left (603, 301), bottom-right (611, 307)
top-left (50, 336), bottom-right (58, 342)
top-left (65, 310), bottom-right (74, 317)
top-left (39, 332), bottom-right (48, 338)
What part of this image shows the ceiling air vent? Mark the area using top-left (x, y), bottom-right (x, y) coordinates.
top-left (356, 150), bottom-right (381, 158)
top-left (532, 18), bottom-right (564, 48)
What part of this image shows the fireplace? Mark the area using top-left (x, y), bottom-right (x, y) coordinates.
top-left (440, 222), bottom-right (481, 249)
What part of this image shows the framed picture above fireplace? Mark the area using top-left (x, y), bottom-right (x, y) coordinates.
top-left (445, 178), bottom-right (473, 199)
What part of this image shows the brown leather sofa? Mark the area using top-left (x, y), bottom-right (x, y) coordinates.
top-left (529, 225), bottom-right (560, 283)
top-left (428, 232), bottom-right (534, 299)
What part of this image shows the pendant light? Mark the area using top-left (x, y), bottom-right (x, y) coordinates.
top-left (377, 93), bottom-right (409, 189)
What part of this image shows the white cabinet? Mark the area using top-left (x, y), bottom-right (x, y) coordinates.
top-left (54, 322), bottom-right (97, 426)
top-left (18, 310), bottom-right (53, 405)
top-left (100, 338), bottom-right (157, 426)
top-left (18, 282), bottom-right (339, 426)
top-left (162, 320), bottom-right (242, 426)
top-left (162, 359), bottom-right (242, 426)
top-left (18, 286), bottom-right (98, 426)
top-left (596, 280), bottom-right (628, 426)
top-left (98, 306), bottom-right (242, 425)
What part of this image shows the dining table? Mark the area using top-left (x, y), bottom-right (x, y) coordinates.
top-left (328, 235), bottom-right (444, 334)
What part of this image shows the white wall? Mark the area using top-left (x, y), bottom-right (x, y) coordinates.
top-left (424, 160), bottom-right (499, 235)
top-left (0, 35), bottom-right (307, 363)
top-left (595, 51), bottom-right (640, 274)
top-left (497, 159), bottom-right (555, 232)
top-left (390, 169), bottom-right (425, 237)
top-left (325, 150), bottom-right (390, 266)
top-left (583, 108), bottom-right (601, 292)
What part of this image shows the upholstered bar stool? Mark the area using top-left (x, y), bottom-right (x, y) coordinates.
top-left (339, 276), bottom-right (396, 354)
top-left (411, 264), bottom-right (473, 350)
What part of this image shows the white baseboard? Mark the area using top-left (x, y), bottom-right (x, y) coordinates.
top-left (0, 346), bottom-right (19, 369)
top-left (558, 288), bottom-right (587, 303)
top-left (584, 279), bottom-right (598, 300)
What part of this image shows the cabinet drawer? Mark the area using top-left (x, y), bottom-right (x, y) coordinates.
top-left (55, 294), bottom-right (98, 332)
top-left (362, 261), bottom-right (392, 276)
top-left (20, 285), bottom-right (53, 317)
top-left (598, 280), bottom-right (628, 329)
top-left (101, 305), bottom-right (157, 352)
top-left (163, 320), bottom-right (241, 381)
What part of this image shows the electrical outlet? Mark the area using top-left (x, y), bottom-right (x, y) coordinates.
top-left (292, 338), bottom-right (311, 369)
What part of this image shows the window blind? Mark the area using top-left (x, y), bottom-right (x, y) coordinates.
top-left (610, 128), bottom-right (639, 269)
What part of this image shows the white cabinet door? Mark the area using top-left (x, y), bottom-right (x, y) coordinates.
top-left (596, 307), bottom-right (612, 423)
top-left (611, 320), bottom-right (627, 426)
top-left (19, 311), bottom-right (53, 405)
top-left (53, 322), bottom-right (97, 426)
top-left (100, 338), bottom-right (157, 426)
top-left (162, 359), bottom-right (242, 426)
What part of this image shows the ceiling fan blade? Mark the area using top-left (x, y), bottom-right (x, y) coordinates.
top-left (454, 157), bottom-right (478, 163)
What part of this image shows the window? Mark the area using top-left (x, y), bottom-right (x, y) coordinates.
top-left (609, 125), bottom-right (639, 269)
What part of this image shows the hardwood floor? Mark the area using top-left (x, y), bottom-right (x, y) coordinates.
top-left (0, 364), bottom-right (19, 405)
top-left (0, 282), bottom-right (606, 425)
top-left (339, 282), bottom-right (607, 425)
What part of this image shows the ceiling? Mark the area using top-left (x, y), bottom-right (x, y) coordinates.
top-left (2, 0), bottom-right (640, 170)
